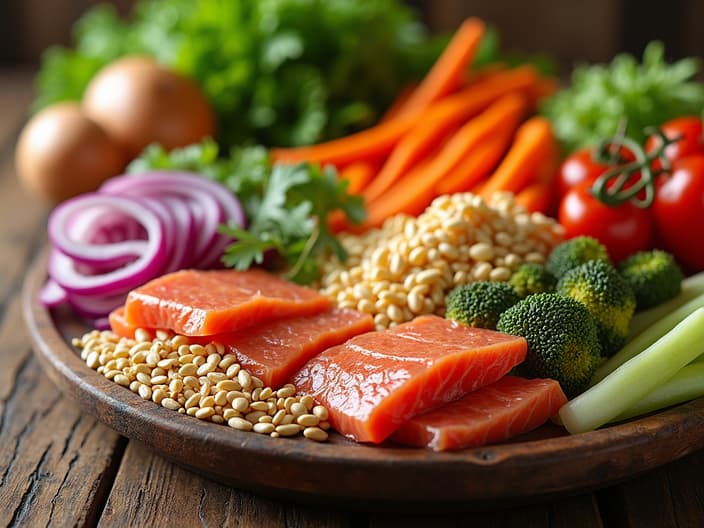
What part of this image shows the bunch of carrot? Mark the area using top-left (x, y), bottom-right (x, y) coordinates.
top-left (271, 18), bottom-right (561, 232)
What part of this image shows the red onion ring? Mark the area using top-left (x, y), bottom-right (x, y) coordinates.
top-left (43, 171), bottom-right (246, 322)
top-left (48, 195), bottom-right (168, 295)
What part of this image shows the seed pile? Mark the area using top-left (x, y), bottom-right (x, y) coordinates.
top-left (320, 192), bottom-right (565, 330)
top-left (73, 328), bottom-right (330, 441)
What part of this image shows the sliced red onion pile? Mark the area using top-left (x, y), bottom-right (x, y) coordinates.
top-left (42, 171), bottom-right (246, 326)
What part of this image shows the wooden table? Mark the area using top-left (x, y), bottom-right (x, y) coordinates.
top-left (2, 70), bottom-right (704, 527)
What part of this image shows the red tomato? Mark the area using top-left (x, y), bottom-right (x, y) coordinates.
top-left (645, 116), bottom-right (704, 166)
top-left (558, 180), bottom-right (653, 263)
top-left (652, 155), bottom-right (704, 271)
top-left (555, 148), bottom-right (607, 199)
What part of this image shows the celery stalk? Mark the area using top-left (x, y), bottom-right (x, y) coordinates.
top-left (558, 308), bottom-right (704, 434)
top-left (612, 362), bottom-right (704, 422)
top-left (628, 271), bottom-right (704, 339)
top-left (591, 292), bottom-right (704, 384)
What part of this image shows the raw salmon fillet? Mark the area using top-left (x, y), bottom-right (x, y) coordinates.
top-left (123, 269), bottom-right (331, 336)
top-left (109, 305), bottom-right (373, 389)
top-left (392, 376), bottom-right (567, 451)
top-left (217, 308), bottom-right (374, 388)
top-left (109, 306), bottom-right (135, 339)
top-left (292, 315), bottom-right (527, 443)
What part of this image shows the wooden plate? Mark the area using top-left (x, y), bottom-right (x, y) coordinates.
top-left (22, 252), bottom-right (704, 509)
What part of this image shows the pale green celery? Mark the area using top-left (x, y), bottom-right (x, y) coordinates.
top-left (628, 271), bottom-right (704, 339)
top-left (591, 292), bottom-right (704, 384)
top-left (612, 362), bottom-right (704, 422)
top-left (558, 308), bottom-right (704, 434)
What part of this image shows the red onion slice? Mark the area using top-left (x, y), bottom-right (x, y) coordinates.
top-left (42, 171), bottom-right (246, 320)
top-left (39, 279), bottom-right (68, 307)
top-left (66, 290), bottom-right (127, 319)
top-left (162, 196), bottom-right (196, 270)
top-left (47, 195), bottom-right (168, 295)
top-left (49, 196), bottom-right (151, 266)
top-left (100, 171), bottom-right (246, 264)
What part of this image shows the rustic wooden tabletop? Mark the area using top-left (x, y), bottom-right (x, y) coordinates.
top-left (2, 70), bottom-right (704, 528)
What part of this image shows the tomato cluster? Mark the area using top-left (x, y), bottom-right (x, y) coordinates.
top-left (555, 117), bottom-right (704, 270)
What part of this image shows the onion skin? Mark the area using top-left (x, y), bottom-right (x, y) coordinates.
top-left (82, 56), bottom-right (215, 157)
top-left (15, 102), bottom-right (127, 204)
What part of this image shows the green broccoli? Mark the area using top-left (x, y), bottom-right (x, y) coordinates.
top-left (546, 236), bottom-right (611, 278)
top-left (557, 260), bottom-right (636, 356)
top-left (445, 281), bottom-right (520, 329)
top-left (618, 250), bottom-right (683, 311)
top-left (497, 293), bottom-right (601, 398)
top-left (508, 263), bottom-right (557, 299)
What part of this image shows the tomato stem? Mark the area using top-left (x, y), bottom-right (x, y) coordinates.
top-left (590, 127), bottom-right (681, 208)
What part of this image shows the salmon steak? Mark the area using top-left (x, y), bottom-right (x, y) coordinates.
top-left (123, 269), bottom-right (331, 336)
top-left (216, 308), bottom-right (374, 388)
top-left (392, 376), bottom-right (567, 451)
top-left (110, 305), bottom-right (373, 389)
top-left (293, 315), bottom-right (527, 443)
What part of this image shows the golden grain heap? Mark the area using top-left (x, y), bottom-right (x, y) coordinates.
top-left (73, 329), bottom-right (330, 442)
top-left (320, 192), bottom-right (565, 330)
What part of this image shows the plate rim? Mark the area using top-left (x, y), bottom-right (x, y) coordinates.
top-left (22, 250), bottom-right (704, 507)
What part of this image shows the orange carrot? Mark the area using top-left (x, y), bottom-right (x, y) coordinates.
top-left (396, 18), bottom-right (485, 116)
top-left (479, 116), bottom-right (557, 199)
top-left (271, 111), bottom-right (417, 167)
top-left (435, 128), bottom-right (513, 195)
top-left (361, 93), bottom-right (528, 229)
top-left (380, 84), bottom-right (417, 122)
top-left (360, 67), bottom-right (539, 201)
top-left (530, 76), bottom-right (560, 104)
top-left (362, 121), bottom-right (462, 202)
top-left (339, 162), bottom-right (376, 194)
top-left (463, 63), bottom-right (508, 87)
top-left (271, 65), bottom-right (539, 168)
top-left (515, 182), bottom-right (554, 214)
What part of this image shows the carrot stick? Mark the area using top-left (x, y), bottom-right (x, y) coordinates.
top-left (339, 162), bottom-right (376, 194)
top-left (435, 127), bottom-right (513, 195)
top-left (361, 93), bottom-right (528, 229)
top-left (270, 111), bottom-right (417, 167)
top-left (479, 116), bottom-right (557, 199)
top-left (463, 63), bottom-right (507, 87)
top-left (360, 67), bottom-right (539, 201)
top-left (396, 18), bottom-right (485, 116)
top-left (271, 65), bottom-right (539, 168)
top-left (515, 182), bottom-right (554, 214)
top-left (380, 84), bottom-right (416, 122)
top-left (362, 121), bottom-right (462, 202)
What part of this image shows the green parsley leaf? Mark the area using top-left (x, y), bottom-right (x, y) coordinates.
top-left (541, 41), bottom-right (704, 153)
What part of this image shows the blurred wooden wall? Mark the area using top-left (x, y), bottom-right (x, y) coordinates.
top-left (0, 0), bottom-right (134, 65)
top-left (1, 0), bottom-right (703, 67)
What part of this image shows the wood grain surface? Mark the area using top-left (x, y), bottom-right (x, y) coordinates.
top-left (1, 70), bottom-right (704, 527)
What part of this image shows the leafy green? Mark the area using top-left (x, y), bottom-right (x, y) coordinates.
top-left (129, 141), bottom-right (365, 284)
top-left (33, 0), bottom-right (446, 148)
top-left (541, 42), bottom-right (704, 154)
top-left (219, 163), bottom-right (365, 284)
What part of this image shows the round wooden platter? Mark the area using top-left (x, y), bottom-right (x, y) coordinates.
top-left (22, 253), bottom-right (704, 509)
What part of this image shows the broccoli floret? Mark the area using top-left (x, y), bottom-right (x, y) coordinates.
top-left (546, 236), bottom-right (611, 278)
top-left (497, 293), bottom-right (601, 398)
top-left (557, 260), bottom-right (636, 356)
top-left (509, 263), bottom-right (558, 299)
top-left (618, 250), bottom-right (683, 311)
top-left (445, 281), bottom-right (520, 329)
